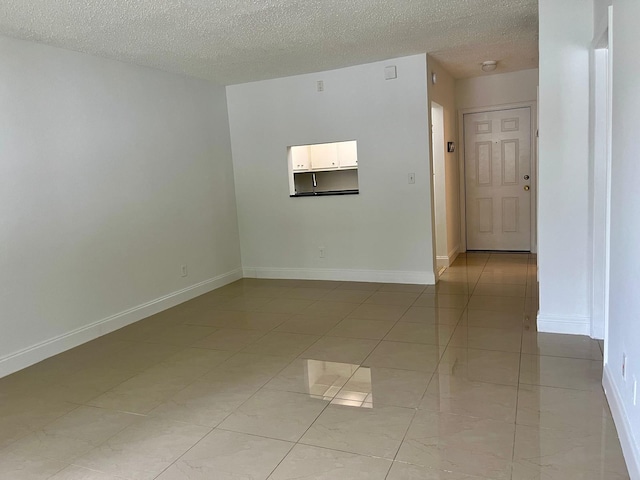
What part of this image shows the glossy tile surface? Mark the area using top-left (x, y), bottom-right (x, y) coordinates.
top-left (0, 253), bottom-right (630, 479)
top-left (438, 346), bottom-right (521, 386)
top-left (300, 403), bottom-right (414, 458)
top-left (157, 429), bottom-right (292, 480)
top-left (268, 444), bottom-right (391, 479)
top-left (420, 373), bottom-right (518, 422)
top-left (512, 421), bottom-right (629, 479)
top-left (0, 449), bottom-right (67, 479)
top-left (4, 406), bottom-right (140, 463)
top-left (49, 465), bottom-right (127, 479)
top-left (218, 389), bottom-right (328, 441)
top-left (397, 410), bottom-right (515, 479)
top-left (386, 462), bottom-right (488, 479)
top-left (74, 416), bottom-right (210, 480)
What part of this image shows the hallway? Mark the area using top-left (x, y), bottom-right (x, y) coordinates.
top-left (0, 253), bottom-right (629, 479)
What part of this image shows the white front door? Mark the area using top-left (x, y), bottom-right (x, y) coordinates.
top-left (464, 107), bottom-right (532, 251)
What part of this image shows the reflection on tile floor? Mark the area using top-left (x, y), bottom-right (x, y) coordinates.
top-left (0, 253), bottom-right (630, 479)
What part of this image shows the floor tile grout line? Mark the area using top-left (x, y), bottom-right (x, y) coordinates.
top-left (254, 433), bottom-right (298, 480)
top-left (144, 423), bottom-right (215, 480)
top-left (389, 370), bottom-right (436, 463)
top-left (510, 305), bottom-right (527, 477)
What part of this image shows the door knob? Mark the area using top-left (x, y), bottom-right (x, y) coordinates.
top-left (524, 185), bottom-right (530, 191)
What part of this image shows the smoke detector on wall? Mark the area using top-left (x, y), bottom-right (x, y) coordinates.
top-left (481, 61), bottom-right (498, 72)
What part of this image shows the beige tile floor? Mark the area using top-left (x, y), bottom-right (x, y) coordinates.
top-left (0, 253), bottom-right (630, 479)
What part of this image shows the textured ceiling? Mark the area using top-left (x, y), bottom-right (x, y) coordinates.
top-left (0, 0), bottom-right (538, 85)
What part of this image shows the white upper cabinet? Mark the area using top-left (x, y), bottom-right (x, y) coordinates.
top-left (310, 143), bottom-right (338, 170)
top-left (290, 141), bottom-right (358, 173)
top-left (291, 146), bottom-right (311, 171)
top-left (337, 141), bottom-right (358, 168)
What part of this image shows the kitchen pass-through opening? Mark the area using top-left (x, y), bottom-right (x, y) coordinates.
top-left (288, 140), bottom-right (359, 197)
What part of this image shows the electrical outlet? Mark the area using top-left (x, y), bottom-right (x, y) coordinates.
top-left (319, 247), bottom-right (326, 258)
top-left (181, 264), bottom-right (188, 277)
top-left (622, 353), bottom-right (627, 379)
top-left (317, 80), bottom-right (324, 92)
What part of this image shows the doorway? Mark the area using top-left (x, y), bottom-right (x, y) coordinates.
top-left (431, 102), bottom-right (448, 271)
top-left (463, 107), bottom-right (533, 251)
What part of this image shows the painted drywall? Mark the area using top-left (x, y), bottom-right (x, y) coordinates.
top-left (428, 57), bottom-right (460, 266)
top-left (0, 35), bottom-right (241, 376)
top-left (605, 0), bottom-right (640, 476)
top-left (594, 0), bottom-right (613, 32)
top-left (455, 69), bottom-right (539, 110)
top-left (227, 54), bottom-right (436, 284)
top-left (537, 0), bottom-right (593, 334)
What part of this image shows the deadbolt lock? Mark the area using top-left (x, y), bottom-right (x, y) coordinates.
top-left (524, 175), bottom-right (530, 180)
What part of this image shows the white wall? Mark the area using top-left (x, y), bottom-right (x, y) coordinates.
top-left (594, 0), bottom-right (613, 32)
top-left (455, 69), bottom-right (539, 110)
top-left (605, 1), bottom-right (640, 476)
top-left (537, 0), bottom-right (593, 334)
top-left (227, 55), bottom-right (436, 284)
top-left (0, 36), bottom-right (242, 376)
top-left (428, 57), bottom-right (460, 265)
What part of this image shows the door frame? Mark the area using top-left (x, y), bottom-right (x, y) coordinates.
top-left (457, 101), bottom-right (538, 253)
top-left (590, 5), bottom-right (613, 347)
top-left (430, 101), bottom-right (449, 269)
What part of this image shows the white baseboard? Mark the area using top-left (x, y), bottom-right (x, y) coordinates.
top-left (0, 268), bottom-right (242, 379)
top-left (436, 245), bottom-right (461, 269)
top-left (536, 313), bottom-right (591, 335)
top-left (436, 256), bottom-right (450, 268)
top-left (243, 267), bottom-right (436, 285)
top-left (448, 245), bottom-right (460, 264)
top-left (603, 364), bottom-right (640, 480)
